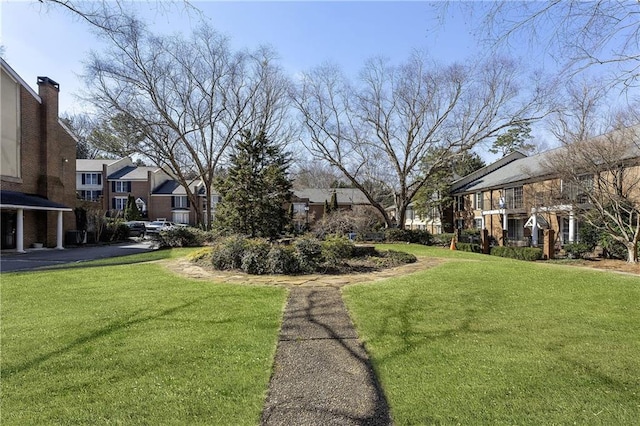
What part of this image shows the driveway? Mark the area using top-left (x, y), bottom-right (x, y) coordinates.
top-left (0, 241), bottom-right (157, 273)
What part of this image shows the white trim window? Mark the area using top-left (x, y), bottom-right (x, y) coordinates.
top-left (475, 192), bottom-right (483, 210)
top-left (81, 172), bottom-right (101, 186)
top-left (114, 181), bottom-right (130, 193)
top-left (113, 196), bottom-right (127, 210)
top-left (504, 187), bottom-right (523, 209)
top-left (172, 211), bottom-right (189, 224)
top-left (172, 196), bottom-right (189, 209)
top-left (79, 190), bottom-right (102, 201)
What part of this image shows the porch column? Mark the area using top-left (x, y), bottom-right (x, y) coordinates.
top-left (16, 208), bottom-right (25, 253)
top-left (568, 212), bottom-right (575, 243)
top-left (56, 211), bottom-right (64, 250)
top-left (532, 215), bottom-right (539, 247)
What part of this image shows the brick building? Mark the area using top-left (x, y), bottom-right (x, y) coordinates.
top-left (1, 59), bottom-right (77, 251)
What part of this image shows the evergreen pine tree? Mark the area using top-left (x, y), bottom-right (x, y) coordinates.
top-left (330, 192), bottom-right (338, 211)
top-left (214, 131), bottom-right (293, 238)
top-left (124, 194), bottom-right (141, 221)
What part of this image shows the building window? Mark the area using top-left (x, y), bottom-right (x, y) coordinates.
top-left (504, 187), bottom-right (523, 209)
top-left (474, 218), bottom-right (483, 229)
top-left (113, 181), bottom-right (131, 193)
top-left (79, 190), bottom-right (102, 201)
top-left (507, 218), bottom-right (525, 241)
top-left (455, 196), bottom-right (464, 212)
top-left (172, 211), bottom-right (189, 224)
top-left (113, 196), bottom-right (127, 210)
top-left (172, 196), bottom-right (189, 209)
top-left (475, 192), bottom-right (483, 210)
top-left (1, 68), bottom-right (20, 179)
top-left (81, 173), bottom-right (102, 186)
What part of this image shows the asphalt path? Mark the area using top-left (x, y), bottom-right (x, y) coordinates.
top-left (0, 241), bottom-right (157, 273)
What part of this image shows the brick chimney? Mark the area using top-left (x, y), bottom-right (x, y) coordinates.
top-left (36, 76), bottom-right (61, 197)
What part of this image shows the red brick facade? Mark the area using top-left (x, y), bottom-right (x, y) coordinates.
top-left (1, 62), bottom-right (77, 249)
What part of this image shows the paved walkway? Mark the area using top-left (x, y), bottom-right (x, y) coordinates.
top-left (261, 287), bottom-right (392, 425)
top-left (0, 241), bottom-right (156, 272)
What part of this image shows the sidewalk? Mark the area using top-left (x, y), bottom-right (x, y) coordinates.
top-left (261, 287), bottom-right (392, 425)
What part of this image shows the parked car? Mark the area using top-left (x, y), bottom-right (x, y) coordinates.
top-left (124, 221), bottom-right (147, 237)
top-left (145, 220), bottom-right (177, 234)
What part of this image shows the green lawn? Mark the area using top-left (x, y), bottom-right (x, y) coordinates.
top-left (1, 251), bottom-right (287, 425)
top-left (343, 245), bottom-right (640, 425)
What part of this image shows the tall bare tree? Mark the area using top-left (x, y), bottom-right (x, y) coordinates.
top-left (545, 83), bottom-right (640, 262)
top-left (37, 0), bottom-right (197, 33)
top-left (449, 1), bottom-right (640, 89)
top-left (291, 53), bottom-right (547, 228)
top-left (84, 18), bottom-right (292, 229)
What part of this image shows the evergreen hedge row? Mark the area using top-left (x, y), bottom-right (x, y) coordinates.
top-left (490, 246), bottom-right (543, 261)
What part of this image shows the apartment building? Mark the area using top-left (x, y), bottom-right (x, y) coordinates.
top-left (450, 138), bottom-right (640, 248)
top-left (1, 59), bottom-right (77, 251)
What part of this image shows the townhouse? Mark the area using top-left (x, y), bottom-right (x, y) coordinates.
top-left (449, 140), bottom-right (640, 249)
top-left (1, 59), bottom-right (77, 251)
top-left (290, 188), bottom-right (371, 230)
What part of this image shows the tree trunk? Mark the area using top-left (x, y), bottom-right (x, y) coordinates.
top-left (626, 241), bottom-right (638, 263)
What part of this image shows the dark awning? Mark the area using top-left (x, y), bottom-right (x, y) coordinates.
top-left (0, 190), bottom-right (72, 211)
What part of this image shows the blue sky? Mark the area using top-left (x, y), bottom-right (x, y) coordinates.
top-left (1, 1), bottom-right (486, 115)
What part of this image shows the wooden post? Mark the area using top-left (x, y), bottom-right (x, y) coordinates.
top-left (543, 229), bottom-right (555, 260)
top-left (481, 228), bottom-right (490, 254)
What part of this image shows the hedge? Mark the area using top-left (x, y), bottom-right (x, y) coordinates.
top-left (490, 246), bottom-right (542, 261)
top-left (456, 242), bottom-right (482, 253)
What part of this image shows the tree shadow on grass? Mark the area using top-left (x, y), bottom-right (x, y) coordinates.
top-left (2, 296), bottom-right (211, 379)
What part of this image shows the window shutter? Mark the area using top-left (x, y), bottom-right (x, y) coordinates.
top-left (97, 191), bottom-right (102, 199)
top-left (171, 197), bottom-right (175, 208)
top-left (186, 197), bottom-right (190, 207)
top-left (127, 182), bottom-right (132, 192)
top-left (112, 198), bottom-right (116, 209)
top-left (81, 174), bottom-right (86, 185)
top-left (112, 181), bottom-right (116, 192)
top-left (98, 174), bottom-right (102, 185)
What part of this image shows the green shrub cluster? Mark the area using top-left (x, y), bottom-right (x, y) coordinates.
top-left (294, 235), bottom-right (323, 273)
top-left (431, 233), bottom-right (455, 247)
top-left (100, 221), bottom-right (129, 242)
top-left (456, 243), bottom-right (482, 253)
top-left (241, 239), bottom-right (271, 275)
top-left (384, 228), bottom-right (432, 245)
top-left (491, 246), bottom-right (543, 261)
top-left (207, 234), bottom-right (418, 275)
top-left (156, 227), bottom-right (217, 248)
top-left (321, 235), bottom-right (354, 267)
top-left (211, 235), bottom-right (247, 270)
top-left (266, 245), bottom-right (299, 274)
top-left (563, 243), bottom-right (591, 259)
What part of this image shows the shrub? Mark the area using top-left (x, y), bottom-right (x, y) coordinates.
top-left (240, 239), bottom-right (271, 275)
top-left (211, 235), bottom-right (247, 270)
top-left (158, 226), bottom-right (208, 248)
top-left (491, 246), bottom-right (542, 261)
top-left (563, 243), bottom-right (591, 259)
top-left (266, 245), bottom-right (300, 274)
top-left (100, 221), bottom-right (129, 242)
top-left (431, 233), bottom-right (456, 247)
top-left (385, 228), bottom-right (411, 243)
top-left (187, 247), bottom-right (213, 263)
top-left (456, 243), bottom-right (481, 253)
top-left (294, 235), bottom-right (323, 273)
top-left (321, 234), bottom-right (354, 267)
top-left (371, 250), bottom-right (417, 268)
top-left (600, 236), bottom-right (628, 260)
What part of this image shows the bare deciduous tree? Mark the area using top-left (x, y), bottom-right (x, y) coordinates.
top-left (37, 0), bottom-right (198, 33)
top-left (450, 1), bottom-right (640, 89)
top-left (85, 18), bottom-right (292, 229)
top-left (292, 53), bottom-right (547, 228)
top-left (545, 83), bottom-right (640, 262)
